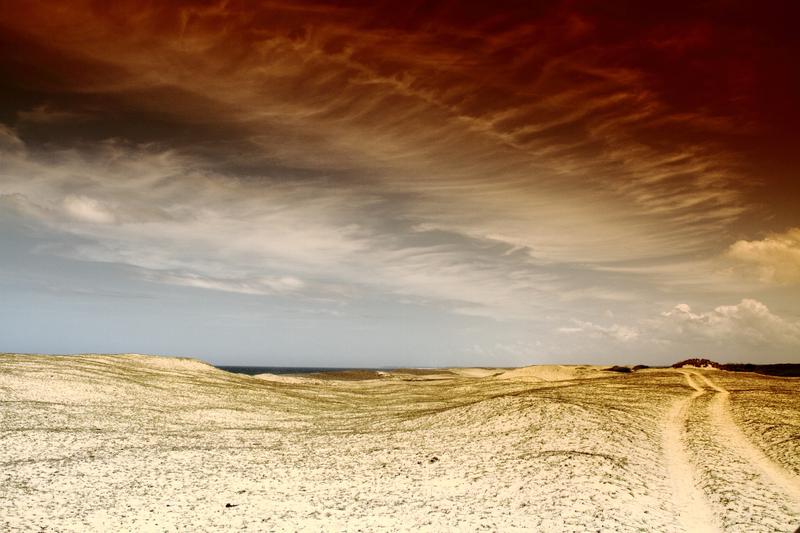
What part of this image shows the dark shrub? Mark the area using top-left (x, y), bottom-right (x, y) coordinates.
top-left (671, 358), bottom-right (721, 369)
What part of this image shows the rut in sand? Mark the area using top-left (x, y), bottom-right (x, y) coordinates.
top-left (666, 369), bottom-right (800, 532)
top-left (695, 372), bottom-right (800, 508)
top-left (663, 371), bottom-right (720, 533)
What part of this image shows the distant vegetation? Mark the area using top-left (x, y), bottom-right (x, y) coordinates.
top-left (671, 358), bottom-right (723, 369)
top-left (672, 358), bottom-right (800, 377)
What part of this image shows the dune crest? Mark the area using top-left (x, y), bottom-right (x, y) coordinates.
top-left (493, 364), bottom-right (607, 381)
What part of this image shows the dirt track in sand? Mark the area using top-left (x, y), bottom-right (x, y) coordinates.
top-left (664, 370), bottom-right (800, 532)
top-left (663, 372), bottom-right (720, 533)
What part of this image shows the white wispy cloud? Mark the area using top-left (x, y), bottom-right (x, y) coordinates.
top-left (62, 195), bottom-right (116, 224)
top-left (149, 272), bottom-right (305, 296)
top-left (558, 320), bottom-right (639, 343)
top-left (0, 128), bottom-right (558, 318)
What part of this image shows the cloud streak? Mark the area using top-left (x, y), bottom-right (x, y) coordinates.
top-left (0, 129), bottom-right (561, 319)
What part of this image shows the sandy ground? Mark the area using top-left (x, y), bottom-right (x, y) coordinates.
top-left (1, 355), bottom-right (799, 532)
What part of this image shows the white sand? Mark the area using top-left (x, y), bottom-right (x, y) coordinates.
top-left (1, 354), bottom-right (799, 532)
top-left (492, 364), bottom-right (608, 382)
top-left (662, 372), bottom-right (720, 533)
top-left (253, 373), bottom-right (321, 385)
top-left (447, 368), bottom-right (502, 378)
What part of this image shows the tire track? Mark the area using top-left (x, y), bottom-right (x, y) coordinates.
top-left (675, 370), bottom-right (800, 531)
top-left (696, 372), bottom-right (800, 511)
top-left (663, 371), bottom-right (720, 532)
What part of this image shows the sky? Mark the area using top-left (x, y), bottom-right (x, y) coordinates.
top-left (1, 0), bottom-right (799, 366)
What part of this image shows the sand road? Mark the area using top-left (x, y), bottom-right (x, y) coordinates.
top-left (1, 354), bottom-right (799, 532)
top-left (666, 370), bottom-right (800, 532)
top-left (663, 372), bottom-right (720, 533)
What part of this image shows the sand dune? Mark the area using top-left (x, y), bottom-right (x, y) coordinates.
top-left (447, 367), bottom-right (502, 378)
top-left (1, 354), bottom-right (799, 531)
top-left (492, 364), bottom-right (609, 382)
top-left (253, 373), bottom-right (322, 384)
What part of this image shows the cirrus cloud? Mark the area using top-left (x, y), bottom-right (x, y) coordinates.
top-left (62, 195), bottom-right (116, 224)
top-left (558, 320), bottom-right (639, 343)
